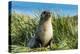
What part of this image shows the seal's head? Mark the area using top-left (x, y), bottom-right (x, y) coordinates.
top-left (40, 11), bottom-right (51, 21)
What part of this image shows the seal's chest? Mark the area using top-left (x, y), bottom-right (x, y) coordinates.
top-left (39, 22), bottom-right (53, 46)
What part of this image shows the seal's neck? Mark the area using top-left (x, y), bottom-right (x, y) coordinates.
top-left (39, 17), bottom-right (52, 25)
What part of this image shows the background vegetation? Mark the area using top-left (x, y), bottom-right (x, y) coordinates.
top-left (9, 11), bottom-right (78, 53)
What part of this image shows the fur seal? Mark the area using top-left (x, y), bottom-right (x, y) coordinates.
top-left (28, 11), bottom-right (53, 48)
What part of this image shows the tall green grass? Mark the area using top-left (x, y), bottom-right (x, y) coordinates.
top-left (9, 12), bottom-right (78, 52)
